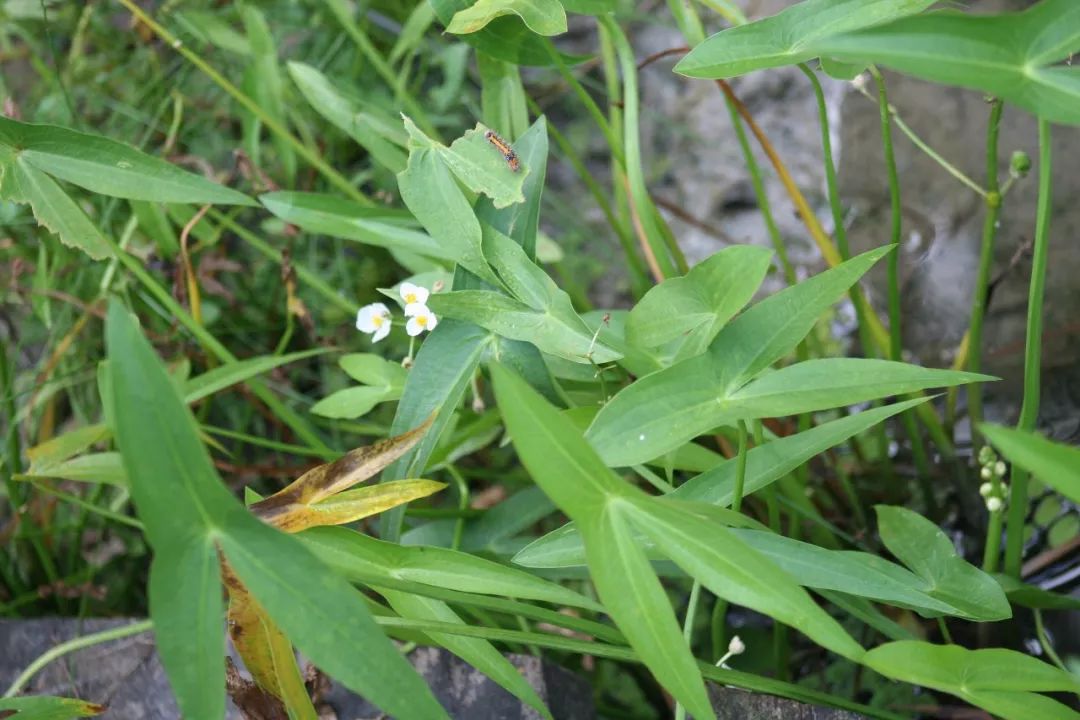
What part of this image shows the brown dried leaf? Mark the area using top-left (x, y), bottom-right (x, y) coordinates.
top-left (250, 416), bottom-right (433, 516)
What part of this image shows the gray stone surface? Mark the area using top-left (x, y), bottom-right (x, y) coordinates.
top-left (0, 619), bottom-right (594, 720)
top-left (704, 684), bottom-right (867, 720)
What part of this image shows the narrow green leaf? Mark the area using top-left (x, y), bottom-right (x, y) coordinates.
top-left (287, 62), bottom-right (408, 173)
top-left (583, 502), bottom-right (715, 720)
top-left (491, 363), bottom-right (626, 510)
top-left (447, 0), bottom-right (567, 36)
top-left (174, 10), bottom-right (251, 54)
top-left (241, 6), bottom-right (296, 182)
top-left (183, 348), bottom-right (330, 404)
top-left (380, 320), bottom-right (493, 540)
top-left (106, 301), bottom-right (232, 542)
top-left (380, 589), bottom-right (553, 719)
top-left (0, 116), bottom-right (256, 205)
top-left (490, 364), bottom-right (714, 719)
top-left (673, 398), bottom-right (928, 504)
top-left (20, 452), bottom-right (127, 486)
top-left (627, 498), bottom-right (864, 660)
top-left (710, 246), bottom-right (892, 391)
top-left (587, 355), bottom-right (987, 467)
top-left (731, 529), bottom-right (997, 620)
top-left (514, 400), bottom-right (928, 569)
top-left (981, 424), bottom-right (1080, 505)
top-left (627, 245), bottom-right (772, 354)
top-left (148, 538), bottom-right (226, 720)
top-left (724, 359), bottom-right (994, 417)
top-left (260, 192), bottom-right (449, 260)
top-left (674, 0), bottom-right (936, 79)
top-left (994, 575), bottom-right (1080, 611)
top-left (300, 526), bottom-right (600, 610)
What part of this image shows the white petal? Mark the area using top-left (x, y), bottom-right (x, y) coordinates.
top-left (372, 323), bottom-right (391, 343)
top-left (404, 302), bottom-right (429, 317)
top-left (425, 312), bottom-right (438, 331)
top-left (356, 302), bottom-right (390, 333)
top-left (406, 316), bottom-right (424, 336)
top-left (399, 282), bottom-right (428, 306)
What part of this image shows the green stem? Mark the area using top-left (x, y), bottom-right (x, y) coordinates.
top-left (542, 41), bottom-right (623, 165)
top-left (599, 15), bottom-right (678, 280)
top-left (732, 421), bottom-right (749, 513)
top-left (724, 98), bottom-right (795, 285)
top-left (3, 619), bottom-right (154, 697)
top-left (967, 100), bottom-right (1004, 443)
top-left (1033, 610), bottom-right (1068, 673)
top-left (673, 580), bottom-right (703, 720)
top-left (1004, 118), bottom-right (1052, 578)
top-left (447, 465), bottom-right (469, 551)
top-left (870, 67), bottom-right (902, 361)
top-left (850, 80), bottom-right (986, 198)
top-left (115, 0), bottom-right (371, 206)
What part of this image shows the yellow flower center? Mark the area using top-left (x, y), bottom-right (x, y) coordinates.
top-left (417, 316), bottom-right (428, 327)
top-left (373, 316), bottom-right (384, 328)
top-left (405, 293), bottom-right (417, 303)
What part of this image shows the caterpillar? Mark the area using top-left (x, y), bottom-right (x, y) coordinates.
top-left (484, 129), bottom-right (520, 172)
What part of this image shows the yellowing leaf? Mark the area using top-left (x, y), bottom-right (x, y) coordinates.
top-left (221, 561), bottom-right (317, 719)
top-left (251, 417), bottom-right (432, 514)
top-left (262, 479), bottom-right (447, 533)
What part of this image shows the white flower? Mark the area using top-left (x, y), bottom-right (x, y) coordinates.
top-left (979, 482), bottom-right (993, 498)
top-left (994, 460), bottom-right (1007, 477)
top-left (356, 303), bottom-right (392, 343)
top-left (986, 496), bottom-right (1003, 513)
top-left (728, 636), bottom-right (745, 656)
top-left (405, 305), bottom-right (438, 336)
top-left (399, 282), bottom-right (430, 316)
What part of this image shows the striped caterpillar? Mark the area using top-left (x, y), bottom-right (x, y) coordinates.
top-left (484, 129), bottom-right (520, 172)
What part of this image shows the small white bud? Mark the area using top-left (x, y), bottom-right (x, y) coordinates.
top-left (986, 496), bottom-right (1003, 513)
top-left (994, 461), bottom-right (1006, 477)
top-left (981, 466), bottom-right (993, 480)
top-left (979, 482), bottom-right (993, 497)
top-left (728, 636), bottom-right (745, 656)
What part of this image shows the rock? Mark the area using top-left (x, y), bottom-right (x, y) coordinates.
top-left (703, 683), bottom-right (867, 719)
top-left (0, 619), bottom-right (595, 720)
